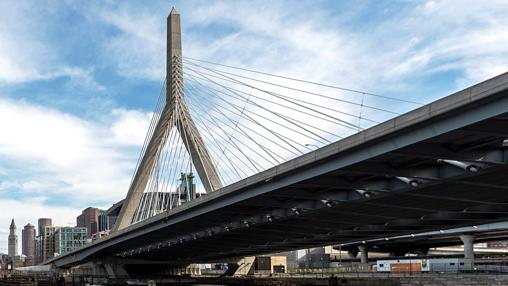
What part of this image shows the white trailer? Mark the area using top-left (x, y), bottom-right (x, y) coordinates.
top-left (376, 259), bottom-right (429, 273)
top-left (376, 258), bottom-right (472, 273)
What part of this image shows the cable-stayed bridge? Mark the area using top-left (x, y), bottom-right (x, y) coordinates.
top-left (47, 8), bottom-right (508, 274)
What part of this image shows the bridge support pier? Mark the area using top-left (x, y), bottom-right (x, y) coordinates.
top-left (224, 256), bottom-right (256, 276)
top-left (460, 234), bottom-right (475, 270)
top-left (358, 245), bottom-right (368, 264)
top-left (460, 234), bottom-right (475, 260)
top-left (96, 259), bottom-right (130, 279)
top-left (103, 262), bottom-right (129, 279)
top-left (91, 260), bottom-right (201, 278)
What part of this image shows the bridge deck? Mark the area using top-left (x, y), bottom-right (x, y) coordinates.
top-left (49, 72), bottom-right (508, 267)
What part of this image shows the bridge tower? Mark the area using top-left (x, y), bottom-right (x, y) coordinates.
top-left (114, 7), bottom-right (222, 231)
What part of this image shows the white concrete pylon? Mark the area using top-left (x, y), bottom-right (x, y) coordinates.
top-left (460, 234), bottom-right (475, 260)
top-left (113, 8), bottom-right (222, 231)
top-left (357, 244), bottom-right (368, 264)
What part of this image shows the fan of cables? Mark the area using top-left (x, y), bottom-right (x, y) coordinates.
top-left (130, 57), bottom-right (423, 223)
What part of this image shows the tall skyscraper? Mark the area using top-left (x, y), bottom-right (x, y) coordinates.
top-left (77, 207), bottom-right (100, 238)
top-left (98, 210), bottom-right (108, 232)
top-left (34, 218), bottom-right (52, 264)
top-left (22, 223), bottom-right (36, 260)
top-left (76, 213), bottom-right (85, 229)
top-left (8, 219), bottom-right (18, 258)
top-left (37, 218), bottom-right (52, 236)
top-left (41, 226), bottom-right (60, 262)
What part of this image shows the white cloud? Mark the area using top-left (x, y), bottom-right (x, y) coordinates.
top-left (75, 0), bottom-right (508, 97)
top-left (0, 1), bottom-right (103, 89)
top-left (374, 0), bottom-right (508, 86)
top-left (110, 109), bottom-right (153, 146)
top-left (0, 98), bottom-right (151, 207)
top-left (91, 5), bottom-right (166, 81)
top-left (181, 1), bottom-right (364, 87)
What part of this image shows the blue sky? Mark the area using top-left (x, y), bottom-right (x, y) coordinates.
top-left (1, 0), bottom-right (507, 253)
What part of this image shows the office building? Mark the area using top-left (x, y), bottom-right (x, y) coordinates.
top-left (37, 218), bottom-right (52, 236)
top-left (34, 236), bottom-right (43, 264)
top-left (34, 218), bottom-right (53, 264)
top-left (77, 207), bottom-right (100, 238)
top-left (54, 227), bottom-right (87, 255)
top-left (42, 226), bottom-right (60, 262)
top-left (22, 223), bottom-right (36, 264)
top-left (98, 210), bottom-right (108, 232)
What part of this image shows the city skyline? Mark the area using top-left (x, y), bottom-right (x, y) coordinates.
top-left (1, 0), bottom-right (508, 254)
top-left (1, 207), bottom-right (109, 256)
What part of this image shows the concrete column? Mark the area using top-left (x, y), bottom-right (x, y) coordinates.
top-left (358, 245), bottom-right (368, 264)
top-left (224, 256), bottom-right (255, 276)
top-left (460, 234), bottom-right (475, 260)
top-left (99, 259), bottom-right (130, 278)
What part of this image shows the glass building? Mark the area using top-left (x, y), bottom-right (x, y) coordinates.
top-left (54, 227), bottom-right (87, 256)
